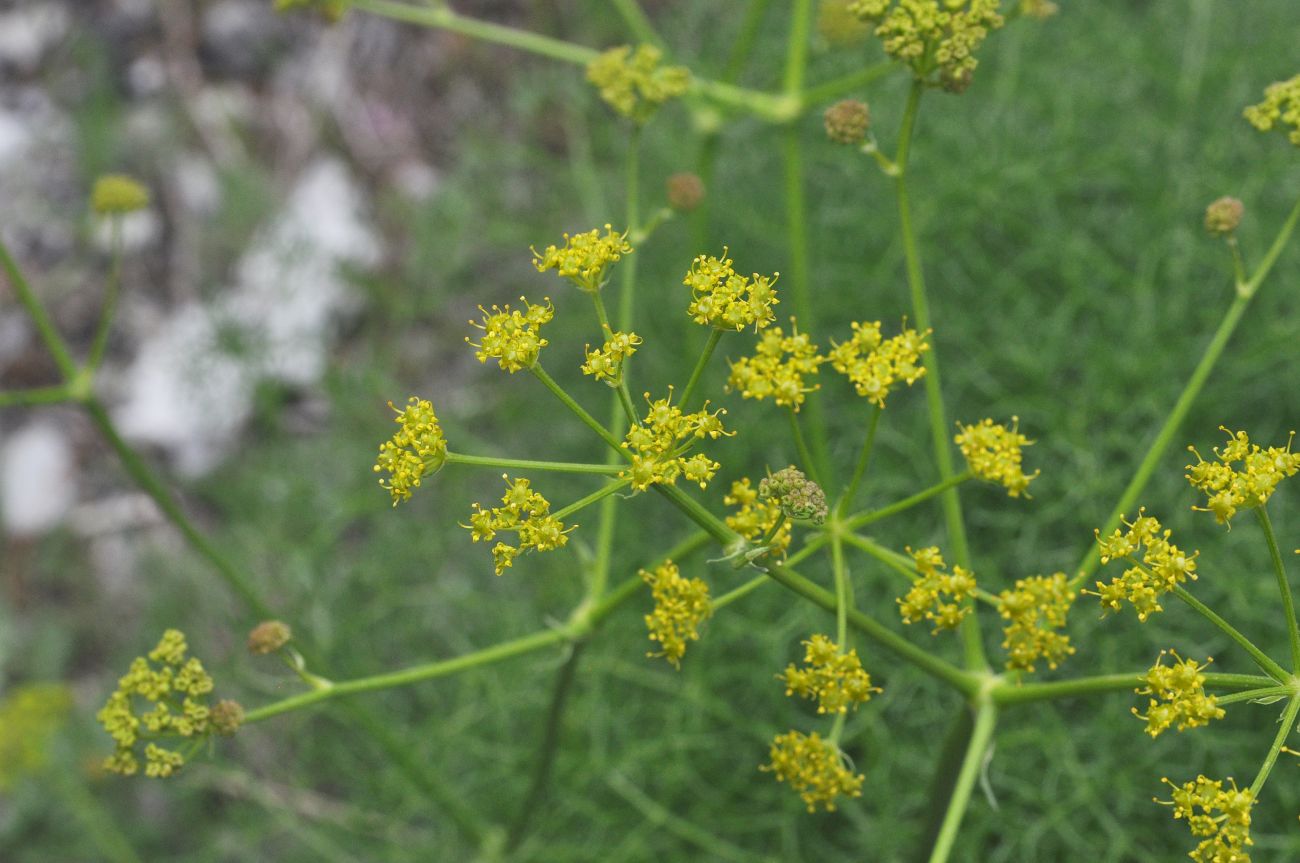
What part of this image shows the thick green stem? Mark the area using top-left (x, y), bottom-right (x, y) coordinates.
top-left (0, 385), bottom-right (71, 407)
top-left (87, 220), bottom-right (123, 373)
top-left (798, 61), bottom-right (899, 108)
top-left (680, 328), bottom-right (723, 410)
top-left (842, 471), bottom-right (973, 531)
top-left (781, 0), bottom-right (813, 95)
top-left (530, 364), bottom-right (628, 456)
top-left (992, 671), bottom-right (1276, 707)
top-left (610, 0), bottom-right (663, 49)
top-left (837, 405), bottom-right (882, 515)
top-left (445, 451), bottom-right (622, 475)
top-left (1249, 694), bottom-right (1300, 797)
top-left (832, 535), bottom-right (851, 648)
top-left (1256, 507), bottom-right (1300, 672)
top-left (1172, 583), bottom-right (1289, 683)
top-left (0, 237), bottom-right (79, 380)
top-left (894, 79), bottom-right (983, 670)
top-left (1216, 686), bottom-right (1294, 707)
top-left (551, 478), bottom-right (634, 522)
top-left (927, 700), bottom-right (997, 863)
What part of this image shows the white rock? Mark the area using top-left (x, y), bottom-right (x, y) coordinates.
top-left (1, 421), bottom-right (77, 536)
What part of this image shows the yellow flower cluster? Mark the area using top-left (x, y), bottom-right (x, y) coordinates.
top-left (850, 0), bottom-right (1004, 93)
top-left (727, 320), bottom-right (825, 411)
top-left (91, 174), bottom-right (150, 215)
top-left (532, 225), bottom-right (632, 292)
top-left (466, 476), bottom-right (572, 576)
top-left (997, 573), bottom-right (1075, 673)
top-left (955, 417), bottom-right (1038, 496)
top-left (1244, 73), bottom-right (1300, 146)
top-left (374, 397), bottom-right (448, 505)
top-left (1093, 509), bottom-right (1199, 621)
top-left (724, 478), bottom-right (793, 561)
top-left (641, 560), bottom-right (711, 668)
top-left (898, 546), bottom-right (976, 633)
top-left (1161, 775), bottom-right (1254, 863)
top-left (827, 320), bottom-right (929, 408)
top-left (0, 684), bottom-right (72, 790)
top-left (581, 328), bottom-right (641, 385)
top-left (466, 296), bottom-right (553, 373)
top-left (818, 0), bottom-right (872, 47)
top-left (586, 44), bottom-right (691, 124)
top-left (621, 390), bottom-right (730, 491)
top-left (96, 630), bottom-right (236, 778)
top-left (1134, 652), bottom-right (1224, 738)
top-left (1185, 428), bottom-right (1300, 525)
top-left (763, 730), bottom-right (864, 812)
top-left (684, 250), bottom-right (779, 332)
top-left (781, 634), bottom-right (880, 714)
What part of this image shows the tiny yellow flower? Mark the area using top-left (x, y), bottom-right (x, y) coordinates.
top-left (854, 0), bottom-right (1005, 93)
top-left (1091, 509), bottom-right (1199, 621)
top-left (620, 389), bottom-right (731, 492)
top-left (997, 573), bottom-right (1075, 672)
top-left (827, 320), bottom-right (929, 408)
top-left (684, 250), bottom-right (779, 332)
top-left (781, 634), bottom-right (880, 714)
top-left (898, 546), bottom-right (976, 633)
top-left (724, 478), bottom-right (793, 562)
top-left (955, 417), bottom-right (1038, 496)
top-left (641, 560), bottom-right (712, 668)
top-left (532, 225), bottom-right (632, 292)
top-left (1159, 775), bottom-right (1254, 862)
top-left (1244, 72), bottom-right (1300, 147)
top-left (466, 296), bottom-right (554, 373)
top-left (762, 730), bottom-right (864, 812)
top-left (727, 320), bottom-right (825, 411)
top-left (373, 396), bottom-right (448, 505)
top-left (1133, 651), bottom-right (1224, 738)
top-left (1186, 427), bottom-right (1300, 525)
top-left (586, 44), bottom-right (691, 123)
top-left (581, 328), bottom-right (642, 385)
top-left (464, 475), bottom-right (573, 575)
top-left (91, 174), bottom-right (150, 214)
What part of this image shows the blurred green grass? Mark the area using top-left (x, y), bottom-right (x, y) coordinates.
top-left (6, 0), bottom-right (1300, 860)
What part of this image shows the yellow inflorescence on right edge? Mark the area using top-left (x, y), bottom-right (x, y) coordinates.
top-left (955, 417), bottom-right (1038, 496)
top-left (1160, 775), bottom-right (1254, 862)
top-left (763, 730), bottom-right (864, 812)
top-left (1243, 72), bottom-right (1300, 147)
top-left (1185, 427), bottom-right (1300, 525)
top-left (997, 573), bottom-right (1075, 673)
top-left (1092, 509), bottom-right (1199, 622)
top-left (641, 560), bottom-right (712, 668)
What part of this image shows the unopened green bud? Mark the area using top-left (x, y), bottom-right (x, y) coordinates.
top-left (210, 700), bottom-right (245, 736)
top-left (824, 100), bottom-right (870, 145)
top-left (760, 466), bottom-right (828, 525)
top-left (247, 620), bottom-right (292, 655)
top-left (1203, 196), bottom-right (1244, 237)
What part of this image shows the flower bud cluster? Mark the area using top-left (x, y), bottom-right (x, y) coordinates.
top-left (827, 320), bottom-right (929, 408)
top-left (850, 0), bottom-right (1005, 93)
top-left (247, 620), bottom-right (292, 655)
top-left (1134, 651), bottom-right (1224, 738)
top-left (727, 321), bottom-right (825, 411)
top-left (96, 630), bottom-right (238, 778)
top-left (823, 99), bottom-right (870, 145)
top-left (641, 560), bottom-right (711, 668)
top-left (724, 478), bottom-right (793, 561)
top-left (666, 173), bottom-right (705, 212)
top-left (1243, 72), bottom-right (1300, 147)
top-left (466, 297), bottom-right (554, 373)
top-left (781, 634), bottom-right (880, 714)
top-left (759, 466), bottom-right (828, 525)
top-left (466, 476), bottom-right (573, 575)
top-left (955, 417), bottom-right (1038, 496)
top-left (621, 390), bottom-right (730, 491)
top-left (1161, 775), bottom-right (1254, 862)
top-left (374, 397), bottom-right (448, 505)
top-left (1203, 196), bottom-right (1244, 237)
top-left (898, 546), bottom-right (976, 633)
top-left (684, 251), bottom-right (779, 332)
top-left (532, 225), bottom-right (632, 292)
top-left (586, 44), bottom-right (690, 124)
top-left (581, 328), bottom-right (642, 385)
top-left (1093, 509), bottom-right (1199, 621)
top-left (997, 573), bottom-right (1075, 672)
top-left (1186, 427), bottom-right (1300, 525)
top-left (762, 730), bottom-right (864, 812)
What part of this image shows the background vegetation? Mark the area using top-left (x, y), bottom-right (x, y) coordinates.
top-left (2, 1), bottom-right (1299, 860)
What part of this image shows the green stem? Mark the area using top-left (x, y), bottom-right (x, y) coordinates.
top-left (551, 477), bottom-right (633, 522)
top-left (722, 0), bottom-right (772, 84)
top-left (1216, 685), bottom-right (1294, 707)
top-left (1241, 193), bottom-right (1300, 297)
top-left (927, 701), bottom-right (997, 863)
top-left (86, 220), bottom-right (123, 373)
top-left (52, 749), bottom-right (142, 863)
top-left (82, 397), bottom-right (271, 617)
top-left (445, 451), bottom-right (623, 475)
top-left (842, 531), bottom-right (1001, 606)
top-left (1172, 583), bottom-right (1289, 682)
top-left (894, 79), bottom-right (982, 670)
top-left (781, 0), bottom-right (813, 95)
top-left (590, 291), bottom-right (638, 425)
top-left (530, 364), bottom-right (628, 456)
top-left (244, 627), bottom-right (573, 723)
top-left (1256, 507), bottom-right (1300, 672)
top-left (0, 385), bottom-right (71, 407)
top-left (618, 128), bottom-right (642, 331)
top-left (991, 671), bottom-right (1277, 707)
top-left (654, 483), bottom-right (734, 544)
top-left (798, 61), bottom-right (899, 108)
top-left (837, 405), bottom-right (882, 515)
top-left (0, 237), bottom-right (78, 379)
top-left (832, 535), bottom-right (851, 648)
top-left (610, 0), bottom-right (664, 49)
top-left (788, 408), bottom-right (823, 488)
top-left (711, 573), bottom-right (769, 611)
top-left (842, 471), bottom-right (973, 531)
top-left (680, 328), bottom-right (723, 410)
top-left (1249, 694), bottom-right (1300, 797)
